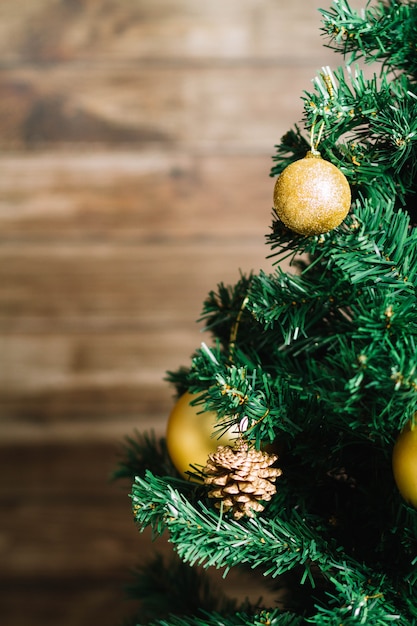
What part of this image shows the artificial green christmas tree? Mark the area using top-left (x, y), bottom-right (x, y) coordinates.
top-left (116, 1), bottom-right (417, 623)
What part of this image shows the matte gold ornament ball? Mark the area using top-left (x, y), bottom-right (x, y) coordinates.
top-left (166, 391), bottom-right (237, 478)
top-left (273, 151), bottom-right (351, 236)
top-left (392, 419), bottom-right (417, 508)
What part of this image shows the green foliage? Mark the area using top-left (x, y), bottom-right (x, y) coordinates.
top-left (120, 1), bottom-right (417, 624)
top-left (140, 608), bottom-right (303, 626)
top-left (320, 0), bottom-right (417, 76)
top-left (113, 431), bottom-right (178, 482)
top-left (123, 553), bottom-right (239, 625)
top-left (131, 472), bottom-right (413, 624)
top-left (272, 68), bottom-right (417, 209)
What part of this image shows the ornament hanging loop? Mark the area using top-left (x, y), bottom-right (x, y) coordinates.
top-left (229, 293), bottom-right (250, 363)
top-left (310, 118), bottom-right (325, 156)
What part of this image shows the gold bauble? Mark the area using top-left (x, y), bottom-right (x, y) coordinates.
top-left (273, 151), bottom-right (351, 236)
top-left (166, 391), bottom-right (237, 478)
top-left (392, 419), bottom-right (417, 508)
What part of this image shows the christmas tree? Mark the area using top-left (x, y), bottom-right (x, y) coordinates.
top-left (116, 1), bottom-right (417, 623)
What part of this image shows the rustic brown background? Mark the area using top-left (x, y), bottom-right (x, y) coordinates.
top-left (0, 1), bottom-right (363, 624)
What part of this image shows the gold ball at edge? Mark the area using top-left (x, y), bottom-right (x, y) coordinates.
top-left (166, 391), bottom-right (237, 479)
top-left (392, 419), bottom-right (417, 508)
top-left (273, 151), bottom-right (351, 236)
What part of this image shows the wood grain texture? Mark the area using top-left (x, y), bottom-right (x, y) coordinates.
top-left (0, 1), bottom-right (366, 624)
top-left (0, 63), bottom-right (327, 149)
top-left (0, 152), bottom-right (275, 241)
top-left (0, 149), bottom-right (273, 240)
top-left (0, 0), bottom-right (334, 63)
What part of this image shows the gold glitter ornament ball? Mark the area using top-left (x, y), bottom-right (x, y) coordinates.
top-left (273, 151), bottom-right (351, 236)
top-left (166, 391), bottom-right (237, 479)
top-left (392, 419), bottom-right (417, 508)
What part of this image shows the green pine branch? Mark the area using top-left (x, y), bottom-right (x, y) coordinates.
top-left (122, 2), bottom-right (417, 624)
top-left (199, 273), bottom-right (255, 350)
top-left (322, 201), bottom-right (417, 289)
top-left (132, 471), bottom-right (335, 580)
top-left (320, 0), bottom-right (417, 77)
top-left (123, 552), bottom-right (240, 625)
top-left (271, 67), bottom-right (417, 205)
top-left (113, 431), bottom-right (179, 482)
top-left (131, 472), bottom-right (411, 624)
top-left (141, 608), bottom-right (303, 626)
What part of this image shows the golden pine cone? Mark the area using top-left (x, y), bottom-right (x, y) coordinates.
top-left (203, 440), bottom-right (282, 520)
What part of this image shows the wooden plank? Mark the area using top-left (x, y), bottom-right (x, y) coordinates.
top-left (0, 330), bottom-right (199, 394)
top-left (0, 0), bottom-right (345, 63)
top-left (0, 493), bottom-right (144, 579)
top-left (0, 150), bottom-right (295, 426)
top-left (0, 384), bottom-right (175, 426)
top-left (0, 62), bottom-right (329, 149)
top-left (0, 241), bottom-right (287, 423)
top-left (0, 329), bottom-right (194, 422)
top-left (0, 241), bottom-right (276, 329)
top-left (0, 371), bottom-right (180, 425)
top-left (0, 441), bottom-right (133, 495)
top-left (1, 272), bottom-right (291, 424)
top-left (0, 440), bottom-right (157, 578)
top-left (0, 580), bottom-right (138, 626)
top-left (0, 152), bottom-right (278, 241)
top-left (0, 417), bottom-right (166, 446)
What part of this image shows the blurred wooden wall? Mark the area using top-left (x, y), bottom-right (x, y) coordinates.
top-left (0, 1), bottom-right (362, 624)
